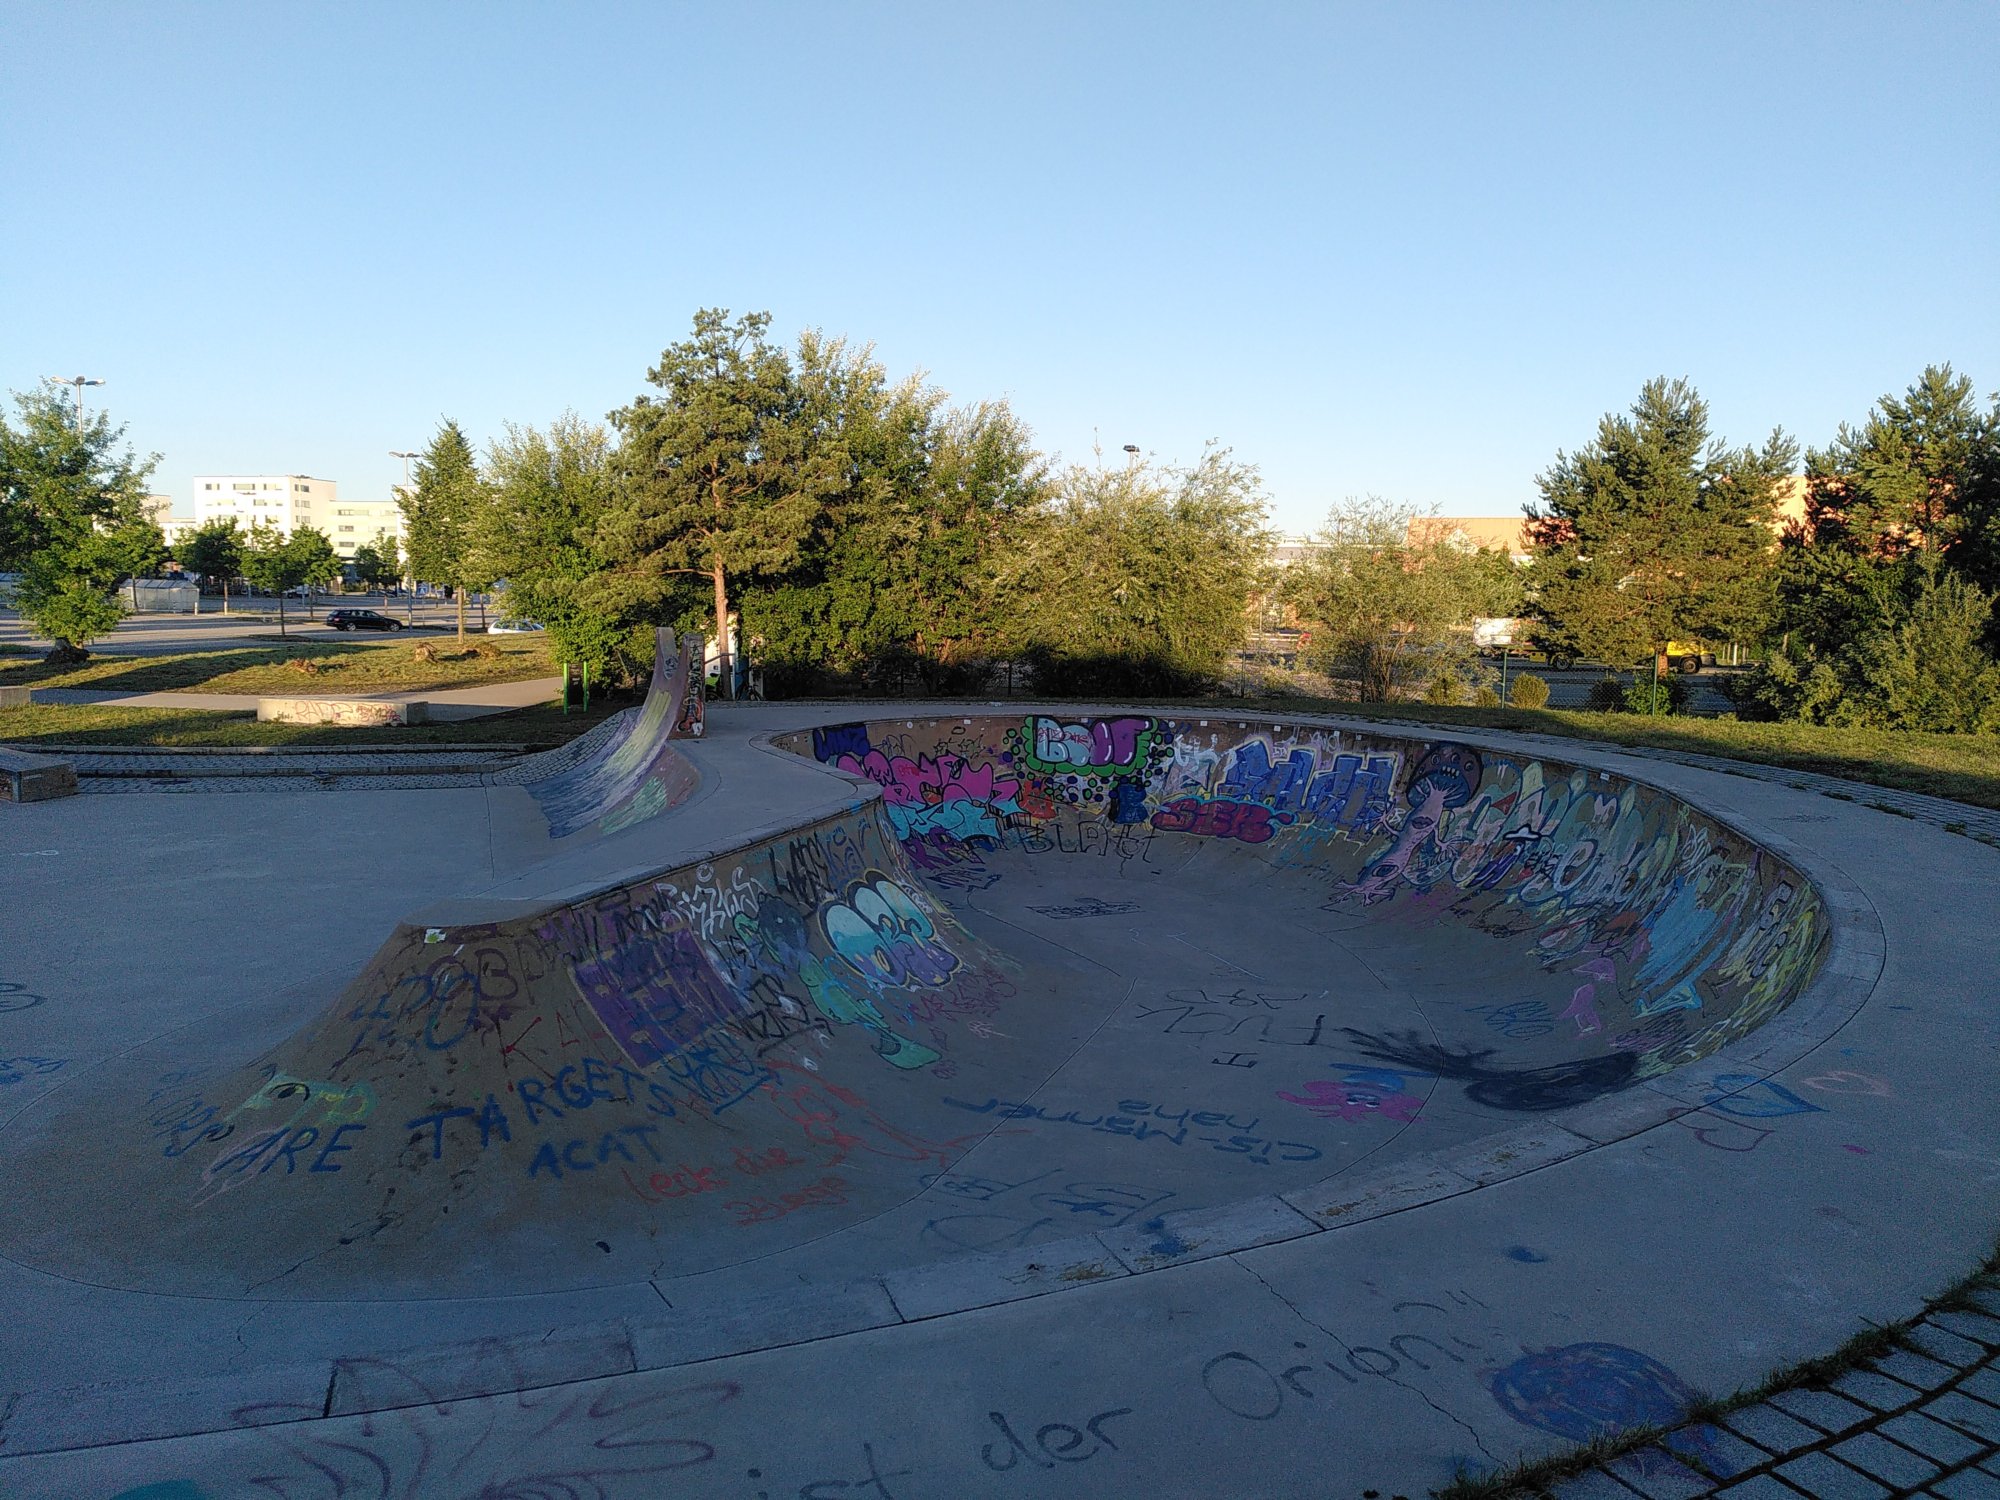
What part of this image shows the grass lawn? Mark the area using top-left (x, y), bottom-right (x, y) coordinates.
top-left (0, 695), bottom-right (632, 749)
top-left (0, 636), bottom-right (554, 696)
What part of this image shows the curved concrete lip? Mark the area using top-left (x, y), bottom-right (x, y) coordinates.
top-left (0, 703), bottom-right (1986, 1500)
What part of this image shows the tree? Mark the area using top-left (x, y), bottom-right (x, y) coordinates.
top-left (399, 419), bottom-right (493, 643)
top-left (609, 309), bottom-right (847, 697)
top-left (1526, 378), bottom-right (1796, 667)
top-left (0, 388), bottom-right (161, 662)
top-left (176, 519), bottom-right (245, 612)
top-left (748, 333), bottom-right (1049, 690)
top-left (478, 412), bottom-right (646, 684)
top-left (999, 445), bottom-right (1269, 694)
top-left (351, 542), bottom-right (391, 591)
top-left (1802, 364), bottom-right (1998, 564)
top-left (1282, 500), bottom-right (1522, 700)
top-left (241, 524), bottom-right (339, 636)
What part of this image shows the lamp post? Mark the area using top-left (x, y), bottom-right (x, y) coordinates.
top-left (44, 375), bottom-right (105, 430)
top-left (390, 450), bottom-right (418, 621)
top-left (1121, 443), bottom-right (1140, 467)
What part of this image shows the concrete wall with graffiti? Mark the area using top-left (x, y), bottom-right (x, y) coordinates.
top-left (775, 714), bottom-right (1830, 1102)
top-left (1, 793), bottom-right (1046, 1298)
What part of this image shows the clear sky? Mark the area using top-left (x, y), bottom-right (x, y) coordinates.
top-left (4, 2), bottom-right (1995, 535)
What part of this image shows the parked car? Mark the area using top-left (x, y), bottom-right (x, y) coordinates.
top-left (488, 618), bottom-right (545, 634)
top-left (325, 609), bottom-right (404, 632)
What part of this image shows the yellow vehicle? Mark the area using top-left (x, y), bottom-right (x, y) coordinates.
top-left (1663, 640), bottom-right (1714, 674)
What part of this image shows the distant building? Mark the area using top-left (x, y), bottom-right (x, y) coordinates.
top-left (140, 493), bottom-right (197, 546)
top-left (1422, 479), bottom-right (1810, 561)
top-left (192, 474), bottom-right (336, 538)
top-left (324, 499), bottom-right (407, 569)
top-left (188, 476), bottom-right (406, 573)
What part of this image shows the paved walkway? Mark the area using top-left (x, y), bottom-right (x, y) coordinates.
top-left (26, 673), bottom-right (561, 722)
top-left (1522, 1291), bottom-right (2000, 1500)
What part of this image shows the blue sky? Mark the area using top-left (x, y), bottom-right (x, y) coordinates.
top-left (4, 2), bottom-right (1995, 535)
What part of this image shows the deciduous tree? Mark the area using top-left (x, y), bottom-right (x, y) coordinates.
top-left (1282, 500), bottom-right (1522, 700)
top-left (0, 388), bottom-right (162, 662)
top-left (176, 519), bottom-right (245, 612)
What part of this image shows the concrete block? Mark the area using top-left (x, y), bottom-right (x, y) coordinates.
top-left (1905, 1322), bottom-right (1990, 1366)
top-left (326, 1321), bottom-right (633, 1416)
top-left (0, 685), bottom-right (29, 708)
top-left (256, 697), bottom-right (429, 726)
top-left (1831, 1368), bottom-right (1924, 1412)
top-left (884, 1236), bottom-right (1128, 1321)
top-left (1768, 1386), bottom-right (1876, 1435)
top-left (1723, 1402), bottom-right (1825, 1453)
top-left (1097, 1195), bottom-right (1317, 1273)
top-left (0, 1360), bottom-right (330, 1455)
top-left (1830, 1431), bottom-right (1942, 1489)
top-left (1925, 1392), bottom-right (2000, 1444)
top-left (1877, 1411), bottom-right (1988, 1465)
top-left (1773, 1451), bottom-right (1892, 1499)
top-left (1927, 1309), bottom-right (2000, 1348)
top-left (632, 1278), bottom-right (900, 1369)
top-left (1607, 1447), bottom-right (1713, 1499)
top-left (0, 748), bottom-right (77, 803)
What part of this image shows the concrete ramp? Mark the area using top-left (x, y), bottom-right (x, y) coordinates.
top-left (0, 713), bottom-right (1829, 1309)
top-left (516, 628), bottom-right (704, 839)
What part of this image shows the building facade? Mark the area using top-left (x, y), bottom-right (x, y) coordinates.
top-left (188, 476), bottom-right (406, 573)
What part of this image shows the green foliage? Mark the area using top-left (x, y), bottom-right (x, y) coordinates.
top-left (241, 525), bottom-right (339, 636)
top-left (1622, 672), bottom-right (1691, 716)
top-left (398, 420), bottom-right (490, 591)
top-left (479, 413), bottom-right (663, 686)
top-left (1527, 378), bottom-right (1795, 667)
top-left (609, 309), bottom-right (847, 694)
top-left (1425, 674), bottom-right (1460, 705)
top-left (1283, 498), bottom-right (1521, 700)
top-left (350, 542), bottom-right (394, 590)
top-left (1002, 447), bottom-right (1269, 695)
top-left (1473, 684), bottom-right (1502, 707)
top-left (1802, 364), bottom-right (1998, 566)
top-left (176, 519), bottom-right (245, 591)
top-left (1585, 675), bottom-right (1627, 712)
top-left (1506, 671), bottom-right (1550, 709)
top-left (0, 388), bottom-right (161, 659)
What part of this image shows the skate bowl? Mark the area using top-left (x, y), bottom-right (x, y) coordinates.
top-left (0, 710), bottom-right (1835, 1307)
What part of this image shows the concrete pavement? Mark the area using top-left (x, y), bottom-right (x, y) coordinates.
top-left (0, 696), bottom-right (1992, 1499)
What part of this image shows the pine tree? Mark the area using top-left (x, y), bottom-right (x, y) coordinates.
top-left (1526, 378), bottom-right (1795, 667)
top-left (398, 419), bottom-right (491, 643)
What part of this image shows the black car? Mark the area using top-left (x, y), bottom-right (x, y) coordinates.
top-left (325, 609), bottom-right (404, 632)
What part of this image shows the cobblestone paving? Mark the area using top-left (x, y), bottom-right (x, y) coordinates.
top-left (1506, 1294), bottom-right (2000, 1498)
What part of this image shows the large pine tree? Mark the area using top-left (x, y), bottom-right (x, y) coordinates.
top-left (1526, 378), bottom-right (1795, 667)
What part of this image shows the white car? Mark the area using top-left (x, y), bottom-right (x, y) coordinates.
top-left (488, 619), bottom-right (545, 634)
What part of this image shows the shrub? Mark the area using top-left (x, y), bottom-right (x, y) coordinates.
top-left (1507, 672), bottom-right (1550, 709)
top-left (1473, 685), bottom-right (1502, 707)
top-left (1424, 674), bottom-right (1459, 705)
top-left (1586, 675), bottom-right (1626, 712)
top-left (1622, 673), bottom-right (1691, 716)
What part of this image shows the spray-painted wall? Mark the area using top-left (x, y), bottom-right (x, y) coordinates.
top-left (776, 715), bottom-right (1829, 1092)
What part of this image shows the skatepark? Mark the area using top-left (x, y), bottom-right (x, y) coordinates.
top-left (0, 633), bottom-right (1994, 1499)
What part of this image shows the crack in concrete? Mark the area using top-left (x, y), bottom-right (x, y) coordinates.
top-left (1229, 1255), bottom-right (1501, 1466)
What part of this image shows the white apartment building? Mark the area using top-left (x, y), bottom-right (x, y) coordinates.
top-left (324, 498), bottom-right (407, 567)
top-left (189, 476), bottom-right (407, 572)
top-left (192, 474), bottom-right (335, 538)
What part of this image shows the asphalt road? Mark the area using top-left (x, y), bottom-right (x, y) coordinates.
top-left (0, 594), bottom-right (490, 656)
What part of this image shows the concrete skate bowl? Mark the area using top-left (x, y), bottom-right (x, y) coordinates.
top-left (0, 713), bottom-right (1831, 1310)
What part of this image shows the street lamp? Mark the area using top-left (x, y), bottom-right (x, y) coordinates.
top-left (389, 451), bottom-right (419, 619)
top-left (44, 375), bottom-right (105, 429)
top-left (1121, 444), bottom-right (1140, 467)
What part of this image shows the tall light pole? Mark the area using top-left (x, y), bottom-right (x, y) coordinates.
top-left (44, 375), bottom-right (105, 429)
top-left (1122, 443), bottom-right (1140, 468)
top-left (390, 451), bottom-right (419, 618)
